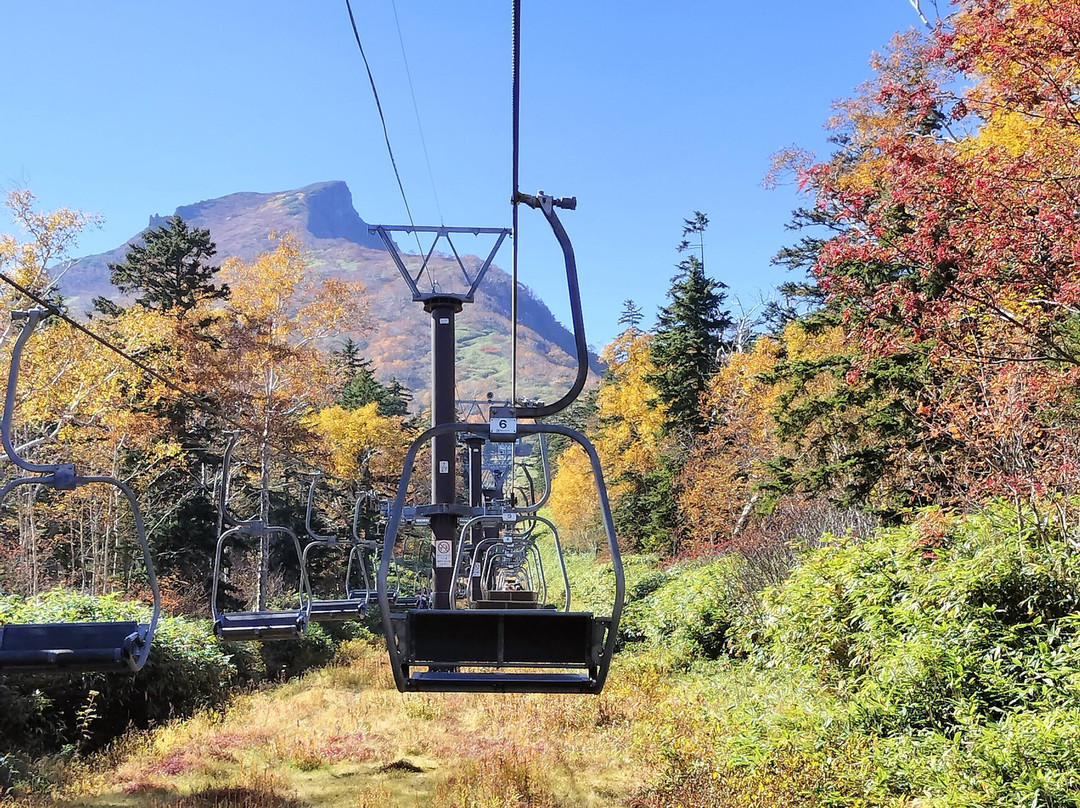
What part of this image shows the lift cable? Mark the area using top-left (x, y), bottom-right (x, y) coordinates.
top-left (509, 0), bottom-right (523, 510)
top-left (0, 273), bottom-right (219, 415)
top-left (344, 0), bottom-right (425, 257)
top-left (390, 0), bottom-right (443, 227)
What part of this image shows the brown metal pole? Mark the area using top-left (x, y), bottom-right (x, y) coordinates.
top-left (425, 296), bottom-right (462, 609)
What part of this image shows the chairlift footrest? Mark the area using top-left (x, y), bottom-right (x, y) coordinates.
top-left (405, 670), bottom-right (599, 693)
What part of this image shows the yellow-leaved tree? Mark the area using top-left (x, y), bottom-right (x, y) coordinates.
top-left (549, 328), bottom-right (671, 551)
top-left (205, 233), bottom-right (367, 608)
top-left (679, 336), bottom-right (782, 547)
top-left (303, 402), bottom-right (408, 483)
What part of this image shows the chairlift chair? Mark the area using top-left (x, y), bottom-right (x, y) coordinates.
top-left (301, 474), bottom-right (368, 623)
top-left (370, 187), bottom-right (624, 693)
top-left (0, 308), bottom-right (161, 672)
top-left (378, 421), bottom-right (622, 694)
top-left (211, 434), bottom-right (311, 641)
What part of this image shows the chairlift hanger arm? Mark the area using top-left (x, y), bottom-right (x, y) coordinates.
top-left (352, 490), bottom-right (379, 547)
top-left (219, 433), bottom-right (257, 529)
top-left (0, 309), bottom-right (160, 672)
top-left (2, 309), bottom-right (70, 476)
top-left (304, 472), bottom-right (337, 544)
top-left (511, 193), bottom-right (589, 419)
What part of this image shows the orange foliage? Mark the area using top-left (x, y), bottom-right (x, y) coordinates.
top-left (679, 338), bottom-right (781, 546)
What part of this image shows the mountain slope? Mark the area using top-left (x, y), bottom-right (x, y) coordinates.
top-left (62, 181), bottom-right (601, 406)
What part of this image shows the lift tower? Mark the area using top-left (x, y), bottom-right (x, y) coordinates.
top-left (368, 225), bottom-right (510, 608)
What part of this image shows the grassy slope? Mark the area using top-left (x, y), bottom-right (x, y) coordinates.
top-left (14, 504), bottom-right (1080, 808)
top-left (18, 641), bottom-right (710, 808)
top-left (8, 553), bottom-right (792, 808)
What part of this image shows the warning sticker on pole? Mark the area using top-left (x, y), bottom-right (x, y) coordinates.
top-left (434, 540), bottom-right (453, 567)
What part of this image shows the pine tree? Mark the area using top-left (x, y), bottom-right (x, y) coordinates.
top-left (102, 215), bottom-right (228, 318)
top-left (618, 299), bottom-right (644, 334)
top-left (648, 215), bottom-right (731, 437)
top-left (333, 341), bottom-right (412, 417)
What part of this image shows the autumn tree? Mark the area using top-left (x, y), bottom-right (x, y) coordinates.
top-left (87, 215), bottom-right (234, 603)
top-left (779, 4), bottom-right (1080, 503)
top-left (679, 336), bottom-right (782, 546)
top-left (547, 443), bottom-right (603, 551)
top-left (0, 192), bottom-right (169, 596)
top-left (0, 189), bottom-right (100, 305)
top-left (549, 327), bottom-right (678, 552)
top-left (206, 234), bottom-right (367, 608)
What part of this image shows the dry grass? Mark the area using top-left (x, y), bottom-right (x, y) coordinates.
top-left (14, 640), bottom-right (684, 808)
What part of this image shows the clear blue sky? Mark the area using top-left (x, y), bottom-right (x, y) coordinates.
top-left (1, 1), bottom-right (923, 348)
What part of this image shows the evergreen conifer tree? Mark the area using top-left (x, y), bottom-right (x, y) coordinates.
top-left (101, 215), bottom-right (228, 318)
top-left (333, 340), bottom-right (412, 416)
top-left (618, 299), bottom-right (644, 334)
top-left (648, 214), bottom-right (731, 436)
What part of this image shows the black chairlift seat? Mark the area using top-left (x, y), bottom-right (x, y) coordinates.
top-left (0, 620), bottom-right (148, 672)
top-left (215, 609), bottom-right (308, 641)
top-left (473, 590), bottom-right (541, 609)
top-left (300, 475), bottom-right (372, 625)
top-left (374, 197), bottom-right (623, 694)
top-left (308, 598), bottom-right (367, 623)
top-left (394, 609), bottom-right (611, 693)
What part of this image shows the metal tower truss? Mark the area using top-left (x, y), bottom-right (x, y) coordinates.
top-left (369, 224), bottom-right (511, 303)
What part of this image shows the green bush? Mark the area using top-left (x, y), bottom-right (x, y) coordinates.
top-left (0, 590), bottom-right (237, 755)
top-left (722, 501), bottom-right (1080, 806)
top-left (619, 557), bottom-right (744, 663)
top-left (0, 589), bottom-right (352, 767)
top-left (741, 504), bottom-right (1080, 734)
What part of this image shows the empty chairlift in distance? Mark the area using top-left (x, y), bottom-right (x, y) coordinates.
top-left (211, 434), bottom-right (311, 641)
top-left (348, 491), bottom-right (430, 611)
top-left (0, 308), bottom-right (160, 672)
top-left (301, 474), bottom-right (368, 623)
top-left (452, 509), bottom-right (571, 613)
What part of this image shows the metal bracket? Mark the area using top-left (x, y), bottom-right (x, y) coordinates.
top-left (513, 190), bottom-right (577, 214)
top-left (369, 224), bottom-right (511, 303)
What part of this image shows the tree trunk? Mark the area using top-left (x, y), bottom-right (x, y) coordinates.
top-left (731, 493), bottom-right (760, 538)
